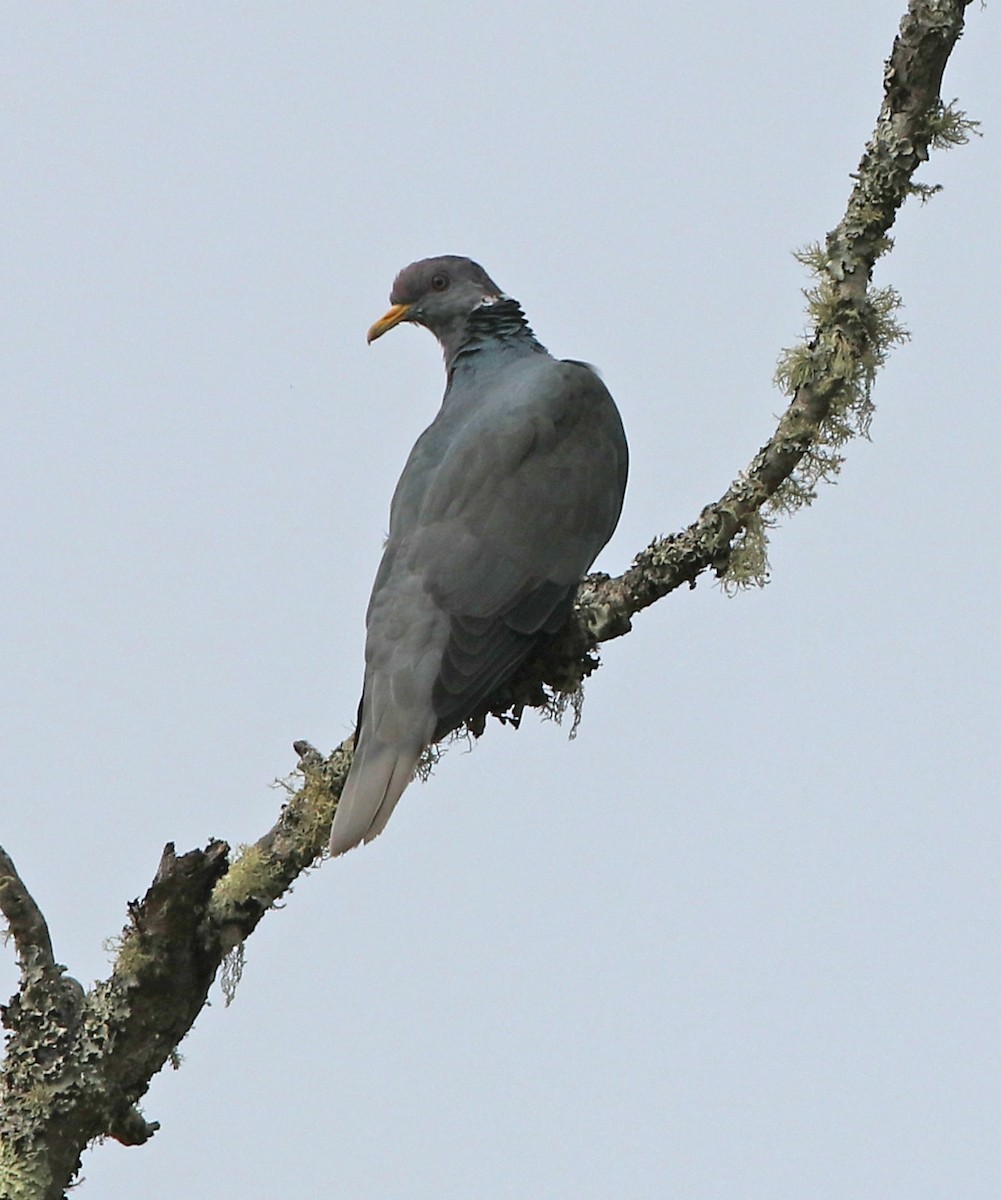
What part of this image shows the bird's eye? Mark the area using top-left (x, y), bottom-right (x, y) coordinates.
top-left (430, 273), bottom-right (449, 292)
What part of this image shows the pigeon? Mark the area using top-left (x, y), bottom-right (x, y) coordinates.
top-left (329, 256), bottom-right (628, 854)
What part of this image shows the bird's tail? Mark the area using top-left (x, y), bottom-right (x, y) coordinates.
top-left (328, 736), bottom-right (422, 855)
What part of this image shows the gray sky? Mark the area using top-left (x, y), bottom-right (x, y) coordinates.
top-left (2, 4), bottom-right (1000, 1197)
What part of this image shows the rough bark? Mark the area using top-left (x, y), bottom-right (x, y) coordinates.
top-left (0, 3), bottom-right (976, 1195)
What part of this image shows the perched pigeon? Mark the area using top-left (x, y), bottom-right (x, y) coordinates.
top-left (329, 256), bottom-right (628, 854)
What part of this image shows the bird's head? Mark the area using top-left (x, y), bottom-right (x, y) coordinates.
top-left (367, 256), bottom-right (504, 347)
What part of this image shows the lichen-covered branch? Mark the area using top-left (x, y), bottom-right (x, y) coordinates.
top-left (568, 0), bottom-right (977, 637)
top-left (473, 0), bottom-right (978, 720)
top-left (0, 843), bottom-right (230, 1199)
top-left (0, 3), bottom-right (976, 1195)
top-left (0, 849), bottom-right (55, 979)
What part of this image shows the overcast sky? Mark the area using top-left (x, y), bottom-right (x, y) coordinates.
top-left (2, 4), bottom-right (1000, 1198)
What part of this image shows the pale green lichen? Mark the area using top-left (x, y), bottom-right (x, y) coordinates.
top-left (772, 263), bottom-right (907, 508)
top-left (719, 77), bottom-right (979, 600)
top-left (926, 99), bottom-right (980, 150)
top-left (908, 180), bottom-right (944, 203)
top-left (722, 94), bottom-right (979, 595)
top-left (288, 769), bottom-right (341, 856)
top-left (220, 941), bottom-right (245, 1007)
top-left (0, 1141), bottom-right (53, 1200)
top-left (276, 741), bottom-right (354, 862)
top-left (105, 930), bottom-right (156, 982)
top-left (908, 102), bottom-right (980, 201)
top-left (722, 244), bottom-right (908, 593)
top-left (545, 684), bottom-right (586, 740)
top-left (0, 969), bottom-right (129, 1193)
top-left (722, 511), bottom-right (771, 594)
top-left (209, 845), bottom-right (280, 921)
top-left (415, 740), bottom-right (445, 782)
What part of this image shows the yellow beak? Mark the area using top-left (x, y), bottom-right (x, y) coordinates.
top-left (367, 303), bottom-right (413, 344)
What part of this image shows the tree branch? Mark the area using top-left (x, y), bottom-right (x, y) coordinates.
top-left (0, 2), bottom-right (977, 1195)
top-left (555, 0), bottom-right (977, 654)
top-left (0, 848), bottom-right (55, 978)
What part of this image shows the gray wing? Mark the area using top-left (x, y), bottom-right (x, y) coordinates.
top-left (416, 359), bottom-right (627, 734)
top-left (329, 358), bottom-right (627, 854)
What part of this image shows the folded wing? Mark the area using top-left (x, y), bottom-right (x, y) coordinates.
top-left (329, 358), bottom-right (627, 854)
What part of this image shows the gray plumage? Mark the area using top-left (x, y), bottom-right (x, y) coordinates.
top-left (329, 256), bottom-right (628, 854)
